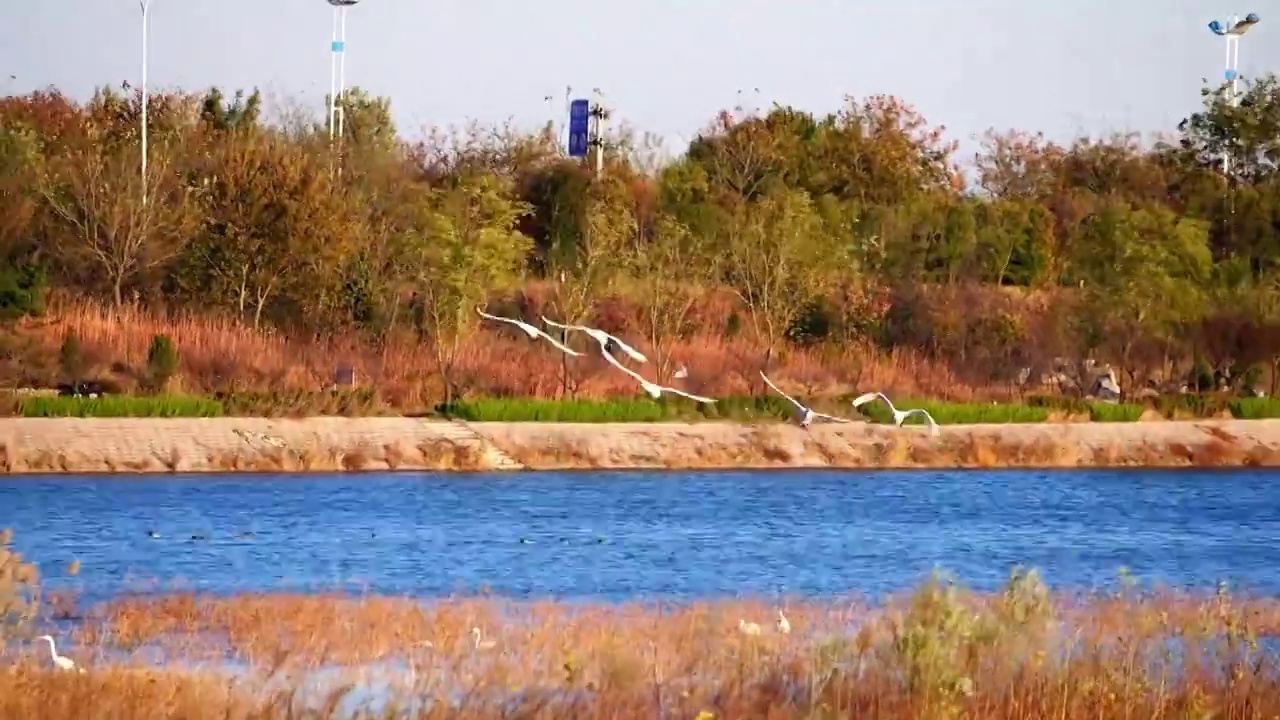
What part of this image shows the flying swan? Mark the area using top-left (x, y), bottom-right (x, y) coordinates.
top-left (476, 307), bottom-right (582, 356)
top-left (596, 339), bottom-right (715, 403)
top-left (541, 316), bottom-right (648, 363)
top-left (851, 392), bottom-right (940, 436)
top-left (759, 372), bottom-right (851, 427)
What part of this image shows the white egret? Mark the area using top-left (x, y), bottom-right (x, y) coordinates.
top-left (776, 609), bottom-right (791, 634)
top-left (851, 392), bottom-right (939, 436)
top-left (739, 619), bottom-right (762, 636)
top-left (673, 365), bottom-right (689, 379)
top-left (597, 340), bottom-right (715, 404)
top-left (541, 316), bottom-right (648, 363)
top-left (470, 627), bottom-right (496, 650)
top-left (759, 372), bottom-right (850, 427)
top-left (476, 308), bottom-right (582, 356)
top-left (36, 635), bottom-right (81, 672)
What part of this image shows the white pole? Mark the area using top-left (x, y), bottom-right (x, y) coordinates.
top-left (140, 0), bottom-right (150, 205)
top-left (336, 5), bottom-right (347, 143)
top-left (329, 5), bottom-right (338, 141)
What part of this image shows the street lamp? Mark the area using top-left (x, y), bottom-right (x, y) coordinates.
top-left (327, 0), bottom-right (359, 143)
top-left (140, 0), bottom-right (153, 204)
top-left (1207, 12), bottom-right (1261, 174)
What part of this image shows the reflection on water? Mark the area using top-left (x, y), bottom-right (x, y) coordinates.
top-left (2, 468), bottom-right (1279, 603)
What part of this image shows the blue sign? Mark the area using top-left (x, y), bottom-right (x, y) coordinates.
top-left (568, 98), bottom-right (590, 157)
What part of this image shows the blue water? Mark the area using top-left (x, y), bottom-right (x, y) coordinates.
top-left (2, 469), bottom-right (1279, 604)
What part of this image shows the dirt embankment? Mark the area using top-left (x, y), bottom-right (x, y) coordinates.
top-left (3, 417), bottom-right (1280, 474)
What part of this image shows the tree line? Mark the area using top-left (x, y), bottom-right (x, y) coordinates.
top-left (2, 77), bottom-right (1280, 398)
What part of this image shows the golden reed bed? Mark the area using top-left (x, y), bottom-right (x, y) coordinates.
top-left (5, 575), bottom-right (1280, 719)
top-left (4, 418), bottom-right (1280, 473)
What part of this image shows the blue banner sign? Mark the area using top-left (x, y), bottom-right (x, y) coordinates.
top-left (568, 98), bottom-right (590, 157)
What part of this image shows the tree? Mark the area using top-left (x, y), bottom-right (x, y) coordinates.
top-left (719, 188), bottom-right (846, 350)
top-left (183, 132), bottom-right (354, 327)
top-left (624, 213), bottom-right (715, 382)
top-left (543, 175), bottom-right (635, 396)
top-left (1067, 202), bottom-right (1213, 386)
top-left (409, 172), bottom-right (531, 403)
top-left (1178, 73), bottom-right (1280, 185)
top-left (40, 137), bottom-right (195, 307)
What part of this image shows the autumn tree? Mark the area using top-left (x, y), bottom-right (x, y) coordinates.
top-left (623, 212), bottom-right (716, 382)
top-left (40, 133), bottom-right (196, 307)
top-left (175, 132), bottom-right (355, 327)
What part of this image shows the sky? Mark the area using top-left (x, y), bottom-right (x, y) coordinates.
top-left (3, 0), bottom-right (1278, 164)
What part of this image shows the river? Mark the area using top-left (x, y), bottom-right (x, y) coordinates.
top-left (2, 468), bottom-right (1277, 602)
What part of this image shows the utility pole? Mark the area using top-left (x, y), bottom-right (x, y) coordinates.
top-left (587, 88), bottom-right (610, 176)
top-left (139, 0), bottom-right (152, 205)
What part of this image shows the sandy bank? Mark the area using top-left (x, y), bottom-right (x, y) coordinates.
top-left (3, 417), bottom-right (1280, 473)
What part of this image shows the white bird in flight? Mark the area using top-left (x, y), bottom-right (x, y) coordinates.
top-left (759, 372), bottom-right (851, 427)
top-left (852, 392), bottom-right (940, 436)
top-left (476, 307), bottom-right (582, 356)
top-left (37, 635), bottom-right (82, 672)
top-left (541, 316), bottom-right (648, 363)
top-left (597, 340), bottom-right (715, 404)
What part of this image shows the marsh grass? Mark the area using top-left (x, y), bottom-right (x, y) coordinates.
top-left (5, 575), bottom-right (1280, 719)
top-left (19, 395), bottom-right (224, 418)
top-left (1228, 397), bottom-right (1280, 419)
top-left (1086, 402), bottom-right (1147, 422)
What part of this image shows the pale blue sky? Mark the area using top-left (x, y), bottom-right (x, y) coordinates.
top-left (3, 1), bottom-right (1277, 163)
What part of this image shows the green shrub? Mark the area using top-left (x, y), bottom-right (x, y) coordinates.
top-left (1087, 402), bottom-right (1145, 422)
top-left (217, 388), bottom-right (387, 417)
top-left (146, 334), bottom-right (179, 391)
top-left (20, 395), bottom-right (223, 418)
top-left (1154, 393), bottom-right (1231, 419)
top-left (853, 400), bottom-right (1050, 425)
top-left (441, 397), bottom-right (674, 422)
top-left (1026, 395), bottom-right (1089, 414)
top-left (1228, 397), bottom-right (1280, 419)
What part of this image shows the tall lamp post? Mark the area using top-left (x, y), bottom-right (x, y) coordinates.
top-left (140, 0), bottom-right (152, 204)
top-left (327, 0), bottom-right (359, 144)
top-left (1208, 12), bottom-right (1261, 175)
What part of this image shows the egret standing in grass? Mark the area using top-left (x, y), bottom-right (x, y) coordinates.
top-left (776, 609), bottom-right (791, 634)
top-left (739, 619), bottom-right (762, 636)
top-left (541, 316), bottom-right (649, 363)
top-left (476, 307), bottom-right (582, 356)
top-left (596, 338), bottom-right (715, 403)
top-left (851, 392), bottom-right (940, 436)
top-left (470, 627), bottom-right (496, 650)
top-left (36, 635), bottom-right (81, 672)
top-left (759, 372), bottom-right (850, 428)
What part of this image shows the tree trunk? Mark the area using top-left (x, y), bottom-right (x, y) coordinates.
top-left (112, 274), bottom-right (125, 308)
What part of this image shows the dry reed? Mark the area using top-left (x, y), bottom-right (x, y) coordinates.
top-left (5, 580), bottom-right (1280, 719)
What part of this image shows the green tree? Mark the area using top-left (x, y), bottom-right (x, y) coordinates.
top-left (410, 172), bottom-right (531, 403)
top-left (719, 188), bottom-right (846, 350)
top-left (1068, 202), bottom-right (1213, 385)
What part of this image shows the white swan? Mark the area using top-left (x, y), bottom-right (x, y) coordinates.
top-left (476, 307), bottom-right (582, 356)
top-left (759, 372), bottom-right (850, 427)
top-left (36, 635), bottom-right (81, 672)
top-left (776, 609), bottom-right (791, 634)
top-left (597, 340), bottom-right (715, 404)
top-left (470, 627), bottom-right (496, 650)
top-left (541, 316), bottom-right (648, 363)
top-left (851, 392), bottom-right (940, 436)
